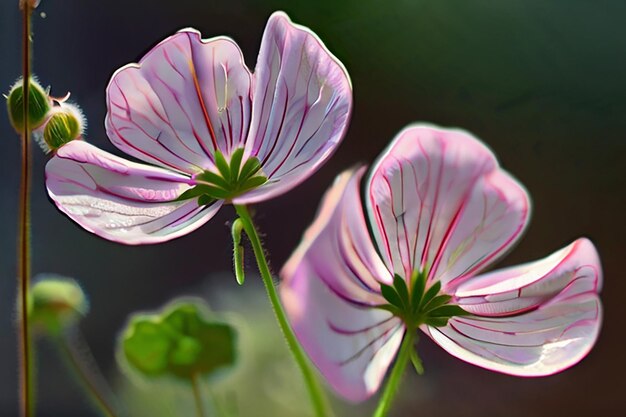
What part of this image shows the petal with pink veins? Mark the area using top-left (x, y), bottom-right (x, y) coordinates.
top-left (281, 168), bottom-right (402, 401)
top-left (424, 238), bottom-right (602, 376)
top-left (106, 30), bottom-right (252, 175)
top-left (366, 124), bottom-right (530, 286)
top-left (46, 141), bottom-right (223, 245)
top-left (236, 12), bottom-right (352, 204)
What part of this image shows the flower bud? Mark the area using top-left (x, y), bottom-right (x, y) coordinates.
top-left (42, 104), bottom-right (85, 151)
top-left (29, 276), bottom-right (88, 335)
top-left (6, 77), bottom-right (52, 133)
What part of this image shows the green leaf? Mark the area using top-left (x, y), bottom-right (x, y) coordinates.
top-left (380, 283), bottom-right (402, 308)
top-left (120, 301), bottom-right (237, 381)
top-left (213, 151), bottom-right (232, 182)
top-left (229, 148), bottom-right (245, 181)
top-left (123, 319), bottom-right (172, 376)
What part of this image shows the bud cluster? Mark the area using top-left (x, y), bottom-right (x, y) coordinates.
top-left (6, 77), bottom-right (85, 153)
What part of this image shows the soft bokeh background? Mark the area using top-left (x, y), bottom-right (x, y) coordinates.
top-left (1, 0), bottom-right (625, 416)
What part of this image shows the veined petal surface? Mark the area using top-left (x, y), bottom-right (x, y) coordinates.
top-left (46, 141), bottom-right (223, 245)
top-left (366, 125), bottom-right (530, 287)
top-left (281, 168), bottom-right (401, 401)
top-left (106, 30), bottom-right (252, 174)
top-left (236, 12), bottom-right (352, 204)
top-left (424, 238), bottom-right (602, 376)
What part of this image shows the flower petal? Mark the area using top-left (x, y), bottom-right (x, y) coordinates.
top-left (235, 12), bottom-right (352, 204)
top-left (424, 238), bottom-right (602, 376)
top-left (106, 29), bottom-right (252, 174)
top-left (366, 124), bottom-right (530, 287)
top-left (46, 141), bottom-right (223, 245)
top-left (281, 168), bottom-right (401, 401)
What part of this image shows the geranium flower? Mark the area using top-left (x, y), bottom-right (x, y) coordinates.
top-left (281, 124), bottom-right (602, 401)
top-left (45, 12), bottom-right (351, 244)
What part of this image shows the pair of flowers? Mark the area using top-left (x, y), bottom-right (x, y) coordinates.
top-left (45, 12), bottom-right (602, 402)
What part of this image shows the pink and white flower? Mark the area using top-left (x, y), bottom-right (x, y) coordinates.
top-left (45, 12), bottom-right (351, 244)
top-left (280, 124), bottom-right (602, 402)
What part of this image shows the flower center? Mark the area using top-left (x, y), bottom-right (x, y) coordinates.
top-left (378, 270), bottom-right (470, 329)
top-left (177, 148), bottom-right (268, 205)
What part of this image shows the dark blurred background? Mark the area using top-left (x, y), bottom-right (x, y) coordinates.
top-left (1, 0), bottom-right (625, 416)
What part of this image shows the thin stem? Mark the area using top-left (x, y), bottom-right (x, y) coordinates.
top-left (18, 2), bottom-right (34, 417)
top-left (191, 374), bottom-right (206, 417)
top-left (372, 331), bottom-right (414, 417)
top-left (55, 332), bottom-right (119, 417)
top-left (233, 204), bottom-right (332, 417)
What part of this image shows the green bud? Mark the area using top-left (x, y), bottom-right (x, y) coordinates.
top-left (121, 300), bottom-right (237, 381)
top-left (43, 104), bottom-right (84, 151)
top-left (6, 77), bottom-right (51, 133)
top-left (29, 276), bottom-right (88, 335)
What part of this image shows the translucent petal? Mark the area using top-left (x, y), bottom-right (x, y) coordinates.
top-left (424, 239), bottom-right (602, 375)
top-left (46, 141), bottom-right (222, 245)
top-left (235, 12), bottom-right (352, 203)
top-left (280, 168), bottom-right (401, 401)
top-left (365, 124), bottom-right (530, 287)
top-left (106, 29), bottom-right (252, 175)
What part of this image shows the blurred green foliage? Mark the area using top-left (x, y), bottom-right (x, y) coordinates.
top-left (121, 301), bottom-right (236, 381)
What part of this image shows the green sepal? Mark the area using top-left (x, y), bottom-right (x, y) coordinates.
top-left (213, 151), bottom-right (232, 182)
top-left (238, 175), bottom-right (268, 194)
top-left (239, 156), bottom-right (262, 180)
top-left (120, 301), bottom-right (237, 382)
top-left (196, 170), bottom-right (230, 190)
top-left (427, 304), bottom-right (470, 318)
top-left (420, 281), bottom-right (441, 309)
top-left (393, 274), bottom-right (410, 308)
top-left (229, 148), bottom-right (245, 181)
top-left (423, 317), bottom-right (450, 327)
top-left (175, 185), bottom-right (210, 202)
top-left (380, 283), bottom-right (402, 308)
top-left (410, 270), bottom-right (427, 313)
top-left (375, 303), bottom-right (403, 317)
top-left (198, 194), bottom-right (216, 206)
top-left (421, 294), bottom-right (452, 314)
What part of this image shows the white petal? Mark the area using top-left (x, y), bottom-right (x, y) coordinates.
top-left (236, 12), bottom-right (352, 203)
top-left (46, 141), bottom-right (222, 245)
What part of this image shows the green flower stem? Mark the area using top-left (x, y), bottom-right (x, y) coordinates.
top-left (191, 374), bottom-right (206, 417)
top-left (55, 333), bottom-right (119, 417)
top-left (373, 331), bottom-right (414, 417)
top-left (233, 204), bottom-right (333, 417)
top-left (18, 3), bottom-right (34, 417)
